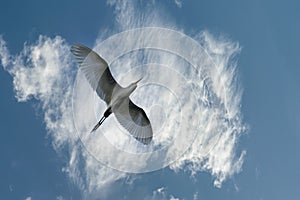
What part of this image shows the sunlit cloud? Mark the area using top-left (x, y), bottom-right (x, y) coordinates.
top-left (0, 0), bottom-right (247, 198)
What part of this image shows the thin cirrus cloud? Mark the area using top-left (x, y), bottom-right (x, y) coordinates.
top-left (0, 0), bottom-right (247, 198)
top-left (174, 0), bottom-right (183, 8)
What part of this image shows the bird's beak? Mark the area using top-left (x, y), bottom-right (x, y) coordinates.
top-left (135, 77), bottom-right (143, 84)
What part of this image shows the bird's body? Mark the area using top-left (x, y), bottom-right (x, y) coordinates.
top-left (71, 44), bottom-right (153, 145)
top-left (109, 83), bottom-right (136, 109)
top-left (91, 81), bottom-right (139, 132)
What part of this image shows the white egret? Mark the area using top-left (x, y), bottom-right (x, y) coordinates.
top-left (71, 44), bottom-right (153, 145)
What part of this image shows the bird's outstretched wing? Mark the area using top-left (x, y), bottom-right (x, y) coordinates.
top-left (71, 44), bottom-right (120, 104)
top-left (113, 98), bottom-right (153, 145)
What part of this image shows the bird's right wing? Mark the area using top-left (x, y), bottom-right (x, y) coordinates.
top-left (113, 98), bottom-right (153, 145)
top-left (71, 44), bottom-right (120, 104)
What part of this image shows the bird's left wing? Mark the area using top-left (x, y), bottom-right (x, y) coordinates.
top-left (71, 44), bottom-right (120, 104)
top-left (113, 98), bottom-right (153, 145)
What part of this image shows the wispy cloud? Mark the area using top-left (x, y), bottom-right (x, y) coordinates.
top-left (174, 0), bottom-right (183, 8)
top-left (0, 35), bottom-right (11, 68)
top-left (193, 191), bottom-right (198, 200)
top-left (56, 196), bottom-right (65, 200)
top-left (145, 187), bottom-right (180, 200)
top-left (168, 32), bottom-right (247, 188)
top-left (0, 0), bottom-right (247, 198)
top-left (104, 0), bottom-right (247, 188)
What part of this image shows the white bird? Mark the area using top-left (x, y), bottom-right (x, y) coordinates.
top-left (71, 44), bottom-right (153, 145)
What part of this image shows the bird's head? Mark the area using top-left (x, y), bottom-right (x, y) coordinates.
top-left (128, 77), bottom-right (142, 92)
top-left (133, 77), bottom-right (142, 85)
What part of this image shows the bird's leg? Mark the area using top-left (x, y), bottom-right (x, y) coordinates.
top-left (90, 116), bottom-right (105, 133)
top-left (103, 107), bottom-right (112, 117)
top-left (90, 107), bottom-right (112, 133)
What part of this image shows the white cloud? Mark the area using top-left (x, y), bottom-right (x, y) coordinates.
top-left (56, 195), bottom-right (65, 200)
top-left (104, 0), bottom-right (246, 188)
top-left (167, 31), bottom-right (247, 187)
top-left (174, 0), bottom-right (183, 8)
top-left (0, 35), bottom-right (129, 199)
top-left (9, 185), bottom-right (13, 192)
top-left (0, 35), bottom-right (11, 68)
top-left (105, 0), bottom-right (177, 32)
top-left (193, 191), bottom-right (198, 200)
top-left (146, 187), bottom-right (180, 200)
top-left (0, 0), bottom-right (247, 198)
top-left (25, 197), bottom-right (31, 200)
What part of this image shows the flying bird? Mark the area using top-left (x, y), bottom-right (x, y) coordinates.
top-left (71, 44), bottom-right (153, 145)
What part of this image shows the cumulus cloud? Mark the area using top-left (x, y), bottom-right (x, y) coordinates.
top-left (0, 35), bottom-right (129, 199)
top-left (0, 0), bottom-right (247, 198)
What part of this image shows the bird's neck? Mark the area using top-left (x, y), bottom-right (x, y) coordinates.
top-left (126, 84), bottom-right (137, 95)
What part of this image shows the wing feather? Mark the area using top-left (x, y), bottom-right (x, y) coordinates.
top-left (71, 44), bottom-right (120, 104)
top-left (113, 98), bottom-right (153, 145)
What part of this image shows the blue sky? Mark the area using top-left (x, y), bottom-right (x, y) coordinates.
top-left (1, 0), bottom-right (300, 199)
